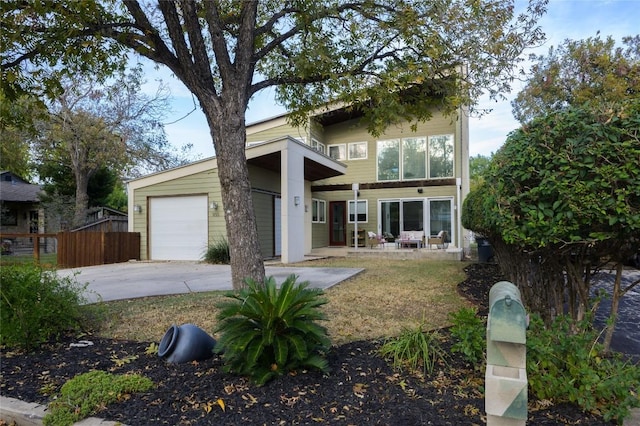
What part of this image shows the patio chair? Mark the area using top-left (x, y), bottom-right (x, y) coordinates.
top-left (427, 231), bottom-right (448, 249)
top-left (367, 231), bottom-right (385, 248)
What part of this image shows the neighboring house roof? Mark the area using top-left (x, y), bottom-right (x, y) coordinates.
top-left (0, 171), bottom-right (42, 203)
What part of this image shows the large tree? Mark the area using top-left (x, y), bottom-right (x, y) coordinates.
top-left (2, 0), bottom-right (547, 289)
top-left (512, 34), bottom-right (640, 123)
top-left (32, 67), bottom-right (177, 227)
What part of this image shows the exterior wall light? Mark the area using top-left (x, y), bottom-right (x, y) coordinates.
top-left (133, 205), bottom-right (142, 213)
top-left (294, 196), bottom-right (301, 206)
top-left (210, 201), bottom-right (218, 210)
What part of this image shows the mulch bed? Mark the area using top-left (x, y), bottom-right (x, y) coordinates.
top-left (0, 263), bottom-right (614, 425)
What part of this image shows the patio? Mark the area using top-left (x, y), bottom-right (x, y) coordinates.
top-left (308, 244), bottom-right (464, 261)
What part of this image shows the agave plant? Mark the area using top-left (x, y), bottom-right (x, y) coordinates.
top-left (214, 274), bottom-right (330, 385)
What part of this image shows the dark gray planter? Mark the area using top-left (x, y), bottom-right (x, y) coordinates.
top-left (158, 323), bottom-right (216, 363)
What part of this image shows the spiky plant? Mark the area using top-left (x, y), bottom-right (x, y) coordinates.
top-left (214, 274), bottom-right (330, 385)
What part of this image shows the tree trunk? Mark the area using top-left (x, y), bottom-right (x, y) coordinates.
top-left (602, 262), bottom-right (623, 352)
top-left (201, 98), bottom-right (265, 290)
top-left (73, 171), bottom-right (90, 228)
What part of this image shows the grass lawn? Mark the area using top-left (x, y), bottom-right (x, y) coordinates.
top-left (98, 258), bottom-right (472, 345)
top-left (0, 252), bottom-right (57, 267)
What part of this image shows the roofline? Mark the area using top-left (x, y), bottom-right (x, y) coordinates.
top-left (128, 136), bottom-right (346, 190)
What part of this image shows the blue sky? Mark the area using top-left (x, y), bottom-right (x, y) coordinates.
top-left (142, 0), bottom-right (640, 160)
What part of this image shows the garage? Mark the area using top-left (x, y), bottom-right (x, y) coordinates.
top-left (149, 195), bottom-right (208, 260)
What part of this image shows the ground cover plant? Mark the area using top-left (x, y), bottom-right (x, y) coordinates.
top-left (43, 371), bottom-right (153, 426)
top-left (1, 260), bottom-right (636, 424)
top-left (0, 264), bottom-right (89, 350)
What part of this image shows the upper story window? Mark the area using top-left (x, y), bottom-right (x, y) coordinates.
top-left (311, 138), bottom-right (326, 154)
top-left (377, 135), bottom-right (453, 181)
top-left (348, 142), bottom-right (368, 160)
top-left (428, 134), bottom-right (454, 178)
top-left (328, 144), bottom-right (346, 161)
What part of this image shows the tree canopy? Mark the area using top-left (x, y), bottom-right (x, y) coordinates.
top-left (463, 99), bottom-right (640, 324)
top-left (2, 0), bottom-right (548, 288)
top-left (512, 34), bottom-right (640, 123)
top-left (31, 67), bottom-right (183, 227)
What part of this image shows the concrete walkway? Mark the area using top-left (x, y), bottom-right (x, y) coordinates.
top-left (56, 260), bottom-right (363, 303)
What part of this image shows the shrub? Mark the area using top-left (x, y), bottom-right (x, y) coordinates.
top-left (0, 264), bottom-right (89, 350)
top-left (379, 324), bottom-right (447, 376)
top-left (448, 307), bottom-right (486, 366)
top-left (527, 314), bottom-right (640, 423)
top-left (204, 237), bottom-right (230, 264)
top-left (43, 371), bottom-right (153, 426)
top-left (214, 274), bottom-right (331, 385)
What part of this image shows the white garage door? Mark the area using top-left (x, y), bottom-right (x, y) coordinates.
top-left (149, 196), bottom-right (208, 260)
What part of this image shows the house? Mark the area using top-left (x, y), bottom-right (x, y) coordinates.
top-left (127, 103), bottom-right (469, 263)
top-left (0, 171), bottom-right (44, 234)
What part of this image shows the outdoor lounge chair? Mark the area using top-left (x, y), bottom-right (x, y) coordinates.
top-left (367, 231), bottom-right (385, 248)
top-left (427, 231), bottom-right (448, 249)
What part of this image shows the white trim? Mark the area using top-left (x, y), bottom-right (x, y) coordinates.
top-left (347, 199), bottom-right (368, 223)
top-left (311, 199), bottom-right (326, 223)
top-left (348, 141), bottom-right (368, 160)
top-left (327, 144), bottom-right (346, 161)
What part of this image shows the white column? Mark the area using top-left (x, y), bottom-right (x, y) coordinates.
top-left (280, 143), bottom-right (306, 263)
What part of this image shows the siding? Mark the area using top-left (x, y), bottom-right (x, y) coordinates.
top-left (247, 122), bottom-right (307, 144)
top-left (313, 185), bottom-right (457, 237)
top-left (317, 112), bottom-right (457, 187)
top-left (133, 169), bottom-right (224, 260)
top-left (253, 191), bottom-right (274, 258)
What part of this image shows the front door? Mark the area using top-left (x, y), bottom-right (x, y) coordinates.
top-left (329, 201), bottom-right (346, 246)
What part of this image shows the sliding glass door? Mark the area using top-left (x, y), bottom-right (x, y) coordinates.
top-left (379, 198), bottom-right (453, 241)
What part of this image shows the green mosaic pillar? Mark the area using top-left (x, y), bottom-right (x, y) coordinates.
top-left (485, 281), bottom-right (528, 425)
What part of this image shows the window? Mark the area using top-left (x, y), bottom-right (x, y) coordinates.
top-left (428, 134), bottom-right (454, 178)
top-left (348, 142), bottom-right (368, 160)
top-left (377, 139), bottom-right (400, 181)
top-left (429, 199), bottom-right (452, 239)
top-left (311, 138), bottom-right (325, 154)
top-left (328, 144), bottom-right (346, 161)
top-left (312, 199), bottom-right (326, 223)
top-left (379, 197), bottom-right (453, 239)
top-left (348, 200), bottom-right (367, 223)
top-left (402, 137), bottom-right (426, 179)
top-left (377, 134), bottom-right (454, 181)
top-left (1, 207), bottom-right (17, 226)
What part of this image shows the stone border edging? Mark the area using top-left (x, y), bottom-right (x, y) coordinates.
top-left (0, 396), bottom-right (125, 426)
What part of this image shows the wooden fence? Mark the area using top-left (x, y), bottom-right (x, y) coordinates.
top-left (57, 231), bottom-right (140, 268)
top-left (1, 233), bottom-right (57, 263)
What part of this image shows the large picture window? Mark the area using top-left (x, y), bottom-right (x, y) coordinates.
top-left (428, 134), bottom-right (454, 178)
top-left (377, 135), bottom-right (454, 181)
top-left (348, 200), bottom-right (367, 223)
top-left (312, 199), bottom-right (326, 223)
top-left (402, 137), bottom-right (426, 180)
top-left (377, 139), bottom-right (400, 181)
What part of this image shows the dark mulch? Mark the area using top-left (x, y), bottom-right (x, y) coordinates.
top-left (0, 263), bottom-right (614, 425)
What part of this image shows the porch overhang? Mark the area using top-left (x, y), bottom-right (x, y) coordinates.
top-left (247, 136), bottom-right (346, 181)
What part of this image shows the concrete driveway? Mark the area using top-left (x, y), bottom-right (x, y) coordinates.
top-left (57, 261), bottom-right (363, 303)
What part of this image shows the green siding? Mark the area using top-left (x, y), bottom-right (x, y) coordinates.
top-left (247, 122), bottom-right (307, 144)
top-left (133, 169), bottom-right (224, 260)
top-left (248, 165), bottom-right (281, 193)
top-left (253, 191), bottom-right (274, 258)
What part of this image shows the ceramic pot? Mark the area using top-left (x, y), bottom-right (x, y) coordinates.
top-left (158, 323), bottom-right (216, 363)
